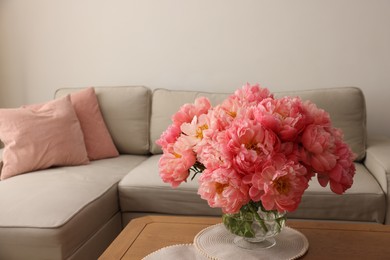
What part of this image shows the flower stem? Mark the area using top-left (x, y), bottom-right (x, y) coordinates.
top-left (248, 202), bottom-right (268, 233)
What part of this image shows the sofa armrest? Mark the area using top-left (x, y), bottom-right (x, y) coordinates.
top-left (364, 137), bottom-right (390, 224)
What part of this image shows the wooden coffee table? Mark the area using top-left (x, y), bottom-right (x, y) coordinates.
top-left (99, 215), bottom-right (390, 259)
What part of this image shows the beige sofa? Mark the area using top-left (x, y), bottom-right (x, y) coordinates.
top-left (0, 86), bottom-right (389, 260)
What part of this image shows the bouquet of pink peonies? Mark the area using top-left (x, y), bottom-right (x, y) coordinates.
top-left (156, 83), bottom-right (356, 215)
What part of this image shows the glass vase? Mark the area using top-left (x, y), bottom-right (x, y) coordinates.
top-left (222, 202), bottom-right (286, 249)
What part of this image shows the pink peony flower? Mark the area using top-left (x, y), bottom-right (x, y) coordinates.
top-left (255, 96), bottom-right (308, 142)
top-left (198, 168), bottom-right (250, 213)
top-left (232, 83), bottom-right (273, 105)
top-left (302, 100), bottom-right (331, 126)
top-left (249, 158), bottom-right (309, 212)
top-left (207, 105), bottom-right (238, 134)
top-left (318, 136), bottom-right (356, 194)
top-left (156, 124), bottom-right (181, 150)
top-left (219, 98), bottom-right (242, 120)
top-left (180, 114), bottom-right (210, 147)
top-left (172, 97), bottom-right (211, 127)
top-left (158, 137), bottom-right (196, 188)
top-left (196, 140), bottom-right (231, 170)
top-left (225, 118), bottom-right (280, 175)
top-left (300, 125), bottom-right (338, 172)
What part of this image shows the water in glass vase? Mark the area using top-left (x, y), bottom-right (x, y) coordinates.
top-left (222, 202), bottom-right (286, 249)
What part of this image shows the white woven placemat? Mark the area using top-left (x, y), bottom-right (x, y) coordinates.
top-left (194, 224), bottom-right (309, 260)
top-left (142, 244), bottom-right (208, 260)
top-left (143, 224), bottom-right (309, 260)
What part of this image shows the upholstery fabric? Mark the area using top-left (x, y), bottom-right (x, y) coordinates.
top-left (70, 87), bottom-right (119, 160)
top-left (364, 137), bottom-right (390, 224)
top-left (0, 95), bottom-right (89, 180)
top-left (56, 86), bottom-right (151, 155)
top-left (149, 87), bottom-right (366, 161)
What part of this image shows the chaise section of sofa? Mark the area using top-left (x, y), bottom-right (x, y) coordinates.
top-left (0, 86), bottom-right (151, 260)
top-left (0, 156), bottom-right (147, 259)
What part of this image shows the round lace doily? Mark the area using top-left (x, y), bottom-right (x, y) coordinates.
top-left (142, 244), bottom-right (208, 260)
top-left (194, 224), bottom-right (309, 260)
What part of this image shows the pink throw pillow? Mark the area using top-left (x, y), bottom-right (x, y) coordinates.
top-left (0, 95), bottom-right (89, 180)
top-left (70, 88), bottom-right (119, 160)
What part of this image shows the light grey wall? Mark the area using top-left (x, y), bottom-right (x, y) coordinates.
top-left (0, 0), bottom-right (389, 138)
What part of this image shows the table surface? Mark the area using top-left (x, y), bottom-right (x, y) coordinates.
top-left (99, 215), bottom-right (390, 260)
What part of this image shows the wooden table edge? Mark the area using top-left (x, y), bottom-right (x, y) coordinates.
top-left (99, 215), bottom-right (390, 259)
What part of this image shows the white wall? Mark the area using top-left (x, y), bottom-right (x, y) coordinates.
top-left (1, 0), bottom-right (389, 138)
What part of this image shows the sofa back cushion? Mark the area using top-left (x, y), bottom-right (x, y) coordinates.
top-left (149, 87), bottom-right (366, 161)
top-left (56, 86), bottom-right (151, 155)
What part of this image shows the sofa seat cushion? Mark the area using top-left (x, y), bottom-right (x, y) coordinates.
top-left (0, 155), bottom-right (148, 260)
top-left (119, 155), bottom-right (385, 223)
top-left (288, 163), bottom-right (386, 223)
top-left (119, 155), bottom-right (222, 216)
